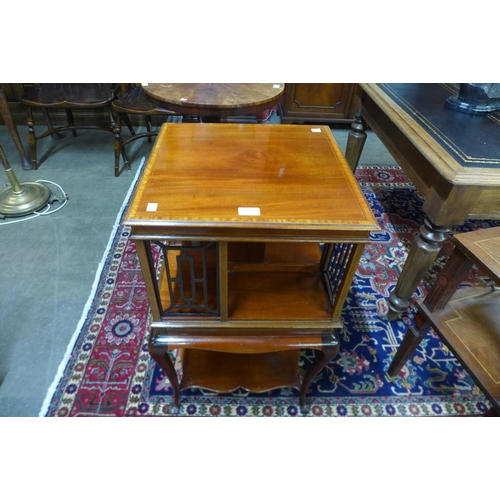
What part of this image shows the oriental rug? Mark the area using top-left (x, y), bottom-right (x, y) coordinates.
top-left (42, 165), bottom-right (498, 417)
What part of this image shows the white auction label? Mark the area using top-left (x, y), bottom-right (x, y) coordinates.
top-left (146, 202), bottom-right (158, 212)
top-left (238, 207), bottom-right (261, 216)
top-left (311, 128), bottom-right (321, 132)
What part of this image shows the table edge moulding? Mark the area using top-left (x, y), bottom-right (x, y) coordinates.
top-left (123, 122), bottom-right (379, 414)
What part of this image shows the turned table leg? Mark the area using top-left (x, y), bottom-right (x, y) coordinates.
top-left (388, 242), bottom-right (473, 378)
top-left (300, 334), bottom-right (340, 413)
top-left (345, 115), bottom-right (367, 173)
top-left (387, 217), bottom-right (450, 320)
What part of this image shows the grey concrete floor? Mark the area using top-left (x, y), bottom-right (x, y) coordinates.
top-left (0, 116), bottom-right (396, 417)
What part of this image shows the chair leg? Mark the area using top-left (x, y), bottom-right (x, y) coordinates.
top-left (26, 106), bottom-right (38, 170)
top-left (146, 115), bottom-right (153, 143)
top-left (121, 113), bottom-right (135, 136)
top-left (113, 113), bottom-right (130, 177)
top-left (66, 109), bottom-right (77, 137)
top-left (41, 109), bottom-right (64, 140)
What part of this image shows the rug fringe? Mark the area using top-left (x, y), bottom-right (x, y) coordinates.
top-left (38, 157), bottom-right (146, 417)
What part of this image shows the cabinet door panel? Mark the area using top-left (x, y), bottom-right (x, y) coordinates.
top-left (280, 83), bottom-right (357, 123)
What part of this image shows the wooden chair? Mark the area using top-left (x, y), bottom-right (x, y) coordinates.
top-left (388, 226), bottom-right (500, 416)
top-left (111, 85), bottom-right (183, 177)
top-left (19, 83), bottom-right (127, 175)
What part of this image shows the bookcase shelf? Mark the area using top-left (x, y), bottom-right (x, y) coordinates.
top-left (179, 349), bottom-right (302, 393)
top-left (156, 240), bottom-right (337, 323)
top-left (227, 270), bottom-right (331, 321)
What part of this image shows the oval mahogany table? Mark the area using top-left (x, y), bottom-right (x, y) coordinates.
top-left (142, 83), bottom-right (284, 119)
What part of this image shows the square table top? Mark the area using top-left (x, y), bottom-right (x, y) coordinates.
top-left (123, 123), bottom-right (379, 241)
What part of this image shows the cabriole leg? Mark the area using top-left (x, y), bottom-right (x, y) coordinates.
top-left (300, 334), bottom-right (340, 413)
top-left (148, 329), bottom-right (180, 414)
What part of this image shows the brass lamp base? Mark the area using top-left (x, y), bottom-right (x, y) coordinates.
top-left (0, 144), bottom-right (51, 217)
top-left (0, 181), bottom-right (51, 216)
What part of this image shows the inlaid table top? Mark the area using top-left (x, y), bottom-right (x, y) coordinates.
top-left (142, 83), bottom-right (284, 117)
top-left (123, 123), bottom-right (378, 240)
top-left (452, 225), bottom-right (500, 284)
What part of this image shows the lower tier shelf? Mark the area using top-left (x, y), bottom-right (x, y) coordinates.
top-left (179, 349), bottom-right (302, 393)
top-left (149, 328), bottom-right (341, 412)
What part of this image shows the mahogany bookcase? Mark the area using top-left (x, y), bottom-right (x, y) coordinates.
top-left (123, 122), bottom-right (378, 413)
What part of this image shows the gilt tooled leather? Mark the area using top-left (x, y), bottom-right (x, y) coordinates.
top-left (381, 83), bottom-right (500, 168)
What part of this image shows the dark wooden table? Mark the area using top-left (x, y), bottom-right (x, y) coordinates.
top-left (0, 84), bottom-right (31, 170)
top-left (345, 83), bottom-right (500, 320)
top-left (123, 122), bottom-right (378, 413)
top-left (142, 83), bottom-right (284, 120)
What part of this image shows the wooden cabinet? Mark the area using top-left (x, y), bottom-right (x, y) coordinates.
top-left (280, 83), bottom-right (358, 124)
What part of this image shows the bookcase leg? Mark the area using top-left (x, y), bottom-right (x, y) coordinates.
top-left (300, 334), bottom-right (339, 414)
top-left (148, 329), bottom-right (180, 414)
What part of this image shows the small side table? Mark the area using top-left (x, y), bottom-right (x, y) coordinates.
top-left (388, 226), bottom-right (500, 416)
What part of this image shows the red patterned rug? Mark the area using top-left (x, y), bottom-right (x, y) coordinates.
top-left (41, 164), bottom-right (497, 416)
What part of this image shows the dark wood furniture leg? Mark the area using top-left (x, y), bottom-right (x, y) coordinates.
top-left (113, 113), bottom-right (130, 177)
top-left (108, 106), bottom-right (130, 177)
top-left (388, 243), bottom-right (473, 377)
top-left (387, 218), bottom-right (450, 320)
top-left (0, 85), bottom-right (32, 170)
top-left (26, 106), bottom-right (38, 170)
top-left (121, 113), bottom-right (135, 136)
top-left (148, 329), bottom-right (180, 414)
top-left (41, 109), bottom-right (64, 140)
top-left (345, 115), bottom-right (367, 172)
top-left (66, 109), bottom-right (78, 136)
top-left (300, 334), bottom-right (340, 413)
top-left (387, 312), bottom-right (430, 378)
